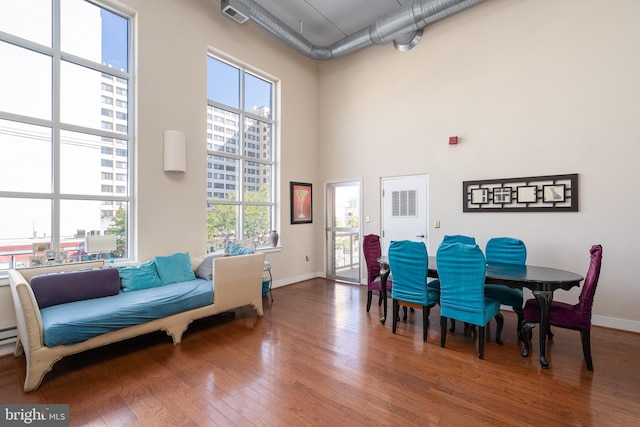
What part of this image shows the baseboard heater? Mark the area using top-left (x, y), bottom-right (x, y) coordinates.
top-left (0, 325), bottom-right (17, 346)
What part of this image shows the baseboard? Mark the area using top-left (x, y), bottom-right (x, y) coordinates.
top-left (498, 305), bottom-right (639, 333)
top-left (272, 272), bottom-right (321, 289)
top-left (0, 339), bottom-right (16, 357)
top-left (592, 315), bottom-right (640, 333)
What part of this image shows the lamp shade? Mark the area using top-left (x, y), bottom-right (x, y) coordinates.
top-left (163, 130), bottom-right (186, 172)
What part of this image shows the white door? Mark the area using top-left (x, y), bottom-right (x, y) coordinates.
top-left (381, 175), bottom-right (429, 255)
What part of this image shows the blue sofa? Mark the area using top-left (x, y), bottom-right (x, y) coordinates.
top-left (9, 252), bottom-right (265, 392)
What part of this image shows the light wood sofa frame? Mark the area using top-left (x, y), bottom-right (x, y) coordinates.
top-left (8, 253), bottom-right (265, 392)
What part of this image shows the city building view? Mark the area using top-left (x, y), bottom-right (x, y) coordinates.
top-left (0, 1), bottom-right (131, 271)
top-left (205, 56), bottom-right (276, 252)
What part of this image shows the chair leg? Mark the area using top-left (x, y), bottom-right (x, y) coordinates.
top-left (478, 326), bottom-right (485, 359)
top-left (521, 322), bottom-right (535, 357)
top-left (440, 316), bottom-right (448, 347)
top-left (449, 319), bottom-right (456, 333)
top-left (396, 306), bottom-right (408, 322)
top-left (581, 329), bottom-right (593, 371)
top-left (392, 299), bottom-right (399, 334)
top-left (366, 291), bottom-right (373, 312)
top-left (494, 313), bottom-right (504, 345)
top-left (513, 307), bottom-right (524, 340)
top-left (422, 306), bottom-right (430, 342)
top-left (378, 290), bottom-right (383, 306)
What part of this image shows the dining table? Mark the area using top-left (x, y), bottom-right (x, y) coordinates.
top-left (377, 255), bottom-right (584, 369)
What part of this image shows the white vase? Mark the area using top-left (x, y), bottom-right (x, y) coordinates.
top-left (268, 231), bottom-right (279, 247)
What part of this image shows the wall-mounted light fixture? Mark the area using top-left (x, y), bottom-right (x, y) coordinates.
top-left (163, 130), bottom-right (186, 173)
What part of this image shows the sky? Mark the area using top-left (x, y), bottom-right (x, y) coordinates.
top-left (101, 8), bottom-right (128, 71)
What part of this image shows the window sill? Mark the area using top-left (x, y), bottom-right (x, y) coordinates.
top-left (257, 246), bottom-right (281, 254)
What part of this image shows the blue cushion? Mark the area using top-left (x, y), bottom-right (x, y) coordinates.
top-left (30, 268), bottom-right (120, 308)
top-left (226, 242), bottom-right (254, 256)
top-left (117, 260), bottom-right (163, 292)
top-left (154, 252), bottom-right (196, 285)
top-left (41, 278), bottom-right (213, 346)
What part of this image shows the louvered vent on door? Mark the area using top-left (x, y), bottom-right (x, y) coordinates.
top-left (391, 189), bottom-right (417, 217)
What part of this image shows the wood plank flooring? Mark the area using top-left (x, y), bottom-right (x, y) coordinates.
top-left (1, 278), bottom-right (639, 426)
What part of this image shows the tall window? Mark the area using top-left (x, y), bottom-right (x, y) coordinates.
top-left (0, 0), bottom-right (133, 273)
top-left (206, 55), bottom-right (276, 251)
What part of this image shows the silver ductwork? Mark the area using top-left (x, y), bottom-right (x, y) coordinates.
top-left (221, 0), bottom-right (482, 60)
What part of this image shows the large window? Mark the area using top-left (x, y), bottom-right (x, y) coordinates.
top-left (206, 55), bottom-right (276, 252)
top-left (0, 0), bottom-right (133, 273)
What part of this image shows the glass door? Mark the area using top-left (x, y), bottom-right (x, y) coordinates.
top-left (325, 180), bottom-right (361, 284)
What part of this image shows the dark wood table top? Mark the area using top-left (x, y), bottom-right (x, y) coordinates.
top-left (378, 256), bottom-right (584, 292)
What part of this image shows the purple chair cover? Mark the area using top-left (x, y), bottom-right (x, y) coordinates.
top-left (363, 234), bottom-right (391, 312)
top-left (522, 244), bottom-right (603, 370)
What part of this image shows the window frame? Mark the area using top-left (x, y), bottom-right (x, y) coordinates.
top-left (206, 52), bottom-right (278, 252)
top-left (0, 0), bottom-right (136, 273)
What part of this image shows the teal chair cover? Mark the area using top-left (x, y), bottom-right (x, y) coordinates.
top-left (428, 235), bottom-right (476, 332)
top-left (486, 237), bottom-right (527, 265)
top-left (436, 242), bottom-right (503, 358)
top-left (388, 240), bottom-right (439, 341)
top-left (483, 237), bottom-right (527, 339)
top-left (428, 235), bottom-right (476, 290)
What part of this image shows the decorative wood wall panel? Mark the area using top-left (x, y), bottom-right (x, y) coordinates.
top-left (463, 174), bottom-right (578, 212)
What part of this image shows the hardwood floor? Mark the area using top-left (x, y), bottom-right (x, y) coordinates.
top-left (1, 278), bottom-right (640, 426)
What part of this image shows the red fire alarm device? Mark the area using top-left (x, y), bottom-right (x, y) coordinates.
top-left (449, 136), bottom-right (458, 145)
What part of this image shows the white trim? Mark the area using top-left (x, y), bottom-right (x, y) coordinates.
top-left (592, 315), bottom-right (640, 334)
top-left (0, 339), bottom-right (16, 357)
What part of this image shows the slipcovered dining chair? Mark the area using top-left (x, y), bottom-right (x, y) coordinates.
top-left (427, 234), bottom-right (476, 292)
top-left (388, 240), bottom-right (439, 342)
top-left (428, 235), bottom-right (476, 332)
top-left (437, 242), bottom-right (503, 359)
top-left (521, 244), bottom-right (603, 371)
top-left (363, 234), bottom-right (390, 312)
top-left (483, 237), bottom-right (527, 339)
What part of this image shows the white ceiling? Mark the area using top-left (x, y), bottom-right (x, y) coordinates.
top-left (254, 0), bottom-right (410, 46)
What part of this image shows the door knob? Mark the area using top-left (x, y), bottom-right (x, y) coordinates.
top-left (416, 234), bottom-right (425, 238)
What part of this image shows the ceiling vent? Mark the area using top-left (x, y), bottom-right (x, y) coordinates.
top-left (221, 0), bottom-right (250, 24)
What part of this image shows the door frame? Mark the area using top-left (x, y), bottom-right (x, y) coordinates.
top-left (325, 179), bottom-right (363, 284)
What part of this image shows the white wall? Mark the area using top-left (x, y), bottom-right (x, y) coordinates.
top-left (123, 0), bottom-right (321, 280)
top-left (317, 0), bottom-right (640, 330)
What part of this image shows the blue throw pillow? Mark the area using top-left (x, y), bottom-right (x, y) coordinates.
top-left (117, 260), bottom-right (163, 292)
top-left (226, 242), bottom-right (254, 256)
top-left (154, 252), bottom-right (196, 285)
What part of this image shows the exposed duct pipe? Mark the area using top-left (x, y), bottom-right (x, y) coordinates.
top-left (221, 0), bottom-right (482, 60)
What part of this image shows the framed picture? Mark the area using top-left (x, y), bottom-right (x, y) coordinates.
top-left (543, 184), bottom-right (565, 203)
top-left (45, 249), bottom-right (56, 260)
top-left (493, 187), bottom-right (511, 204)
top-left (517, 186), bottom-right (537, 203)
top-left (33, 242), bottom-right (52, 254)
top-left (290, 182), bottom-right (313, 224)
top-left (29, 256), bottom-right (45, 267)
top-left (470, 188), bottom-right (488, 204)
